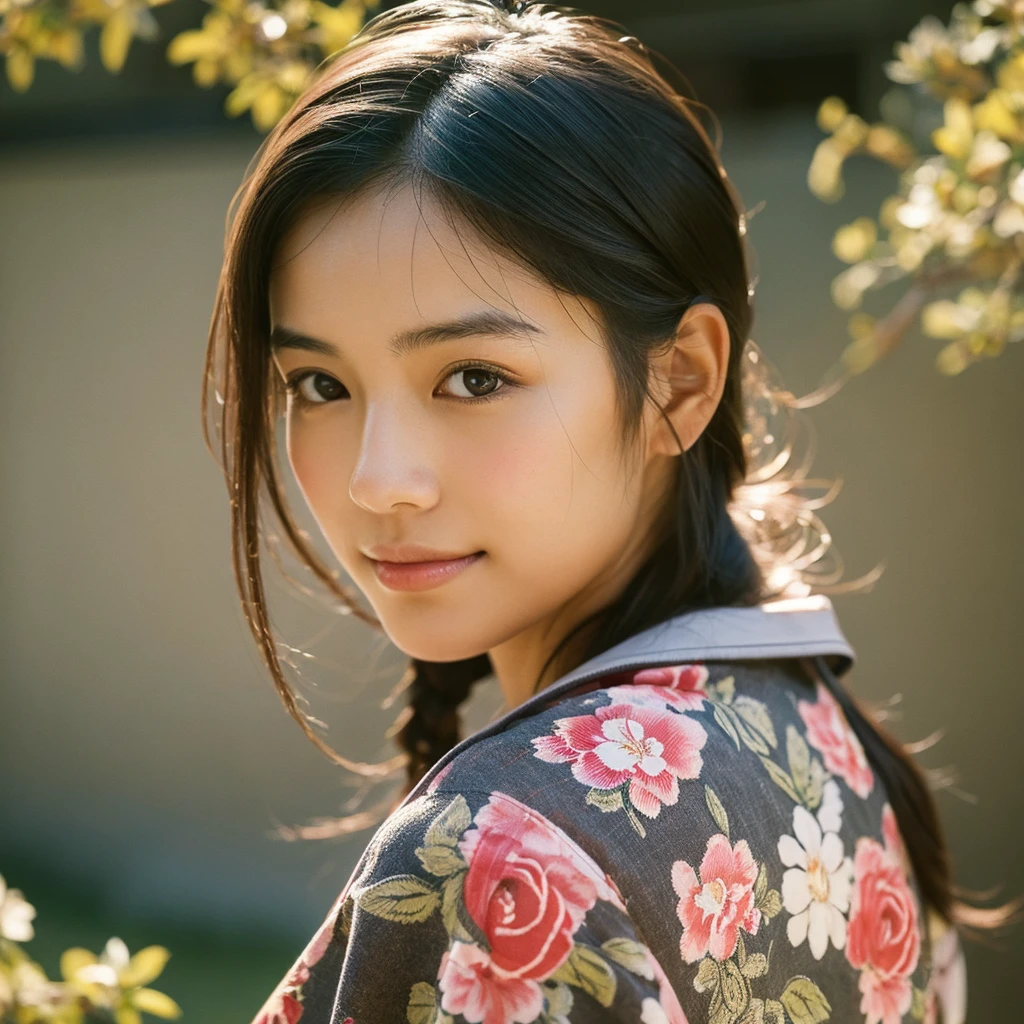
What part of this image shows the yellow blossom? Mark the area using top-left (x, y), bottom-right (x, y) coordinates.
top-left (932, 97), bottom-right (974, 160)
top-left (61, 938), bottom-right (180, 1022)
top-left (832, 217), bottom-right (878, 263)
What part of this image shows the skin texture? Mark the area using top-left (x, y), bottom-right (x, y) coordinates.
top-left (268, 184), bottom-right (730, 710)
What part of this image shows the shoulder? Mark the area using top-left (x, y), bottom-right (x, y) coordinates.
top-left (330, 769), bottom-right (683, 1022)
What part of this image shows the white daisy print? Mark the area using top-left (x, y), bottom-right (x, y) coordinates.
top-left (778, 801), bottom-right (853, 960)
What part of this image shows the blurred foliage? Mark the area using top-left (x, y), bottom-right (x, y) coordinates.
top-left (0, 0), bottom-right (377, 131)
top-left (0, 874), bottom-right (180, 1024)
top-left (808, 0), bottom-right (1024, 391)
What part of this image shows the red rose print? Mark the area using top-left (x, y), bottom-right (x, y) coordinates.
top-left (671, 833), bottom-right (761, 963)
top-left (845, 834), bottom-right (921, 1024)
top-left (798, 682), bottom-right (874, 799)
top-left (438, 792), bottom-right (624, 1023)
top-left (532, 702), bottom-right (707, 817)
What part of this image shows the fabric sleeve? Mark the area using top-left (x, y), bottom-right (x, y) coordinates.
top-left (252, 787), bottom-right (689, 1023)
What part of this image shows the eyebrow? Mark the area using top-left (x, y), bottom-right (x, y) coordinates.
top-left (269, 309), bottom-right (542, 357)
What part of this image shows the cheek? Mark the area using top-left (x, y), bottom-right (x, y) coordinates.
top-left (286, 416), bottom-right (352, 514)
top-left (459, 391), bottom-right (637, 549)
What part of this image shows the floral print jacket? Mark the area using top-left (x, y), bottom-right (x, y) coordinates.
top-left (250, 598), bottom-right (968, 1024)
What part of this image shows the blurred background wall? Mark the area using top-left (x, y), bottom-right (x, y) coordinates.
top-left (1, 0), bottom-right (1021, 1020)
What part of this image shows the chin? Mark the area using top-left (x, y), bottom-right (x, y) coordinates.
top-left (381, 620), bottom-right (490, 665)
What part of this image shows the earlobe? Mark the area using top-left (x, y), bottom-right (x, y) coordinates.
top-left (647, 303), bottom-right (731, 458)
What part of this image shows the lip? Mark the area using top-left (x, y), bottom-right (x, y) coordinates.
top-left (364, 543), bottom-right (477, 563)
top-left (364, 546), bottom-right (486, 592)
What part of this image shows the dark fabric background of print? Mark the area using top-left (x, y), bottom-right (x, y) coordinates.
top-left (269, 656), bottom-right (941, 1023)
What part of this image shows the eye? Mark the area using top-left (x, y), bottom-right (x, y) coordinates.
top-left (440, 364), bottom-right (514, 401)
top-left (285, 371), bottom-right (347, 405)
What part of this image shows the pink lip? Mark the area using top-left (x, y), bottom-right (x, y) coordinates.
top-left (370, 551), bottom-right (485, 592)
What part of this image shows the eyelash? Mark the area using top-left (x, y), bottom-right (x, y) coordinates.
top-left (282, 361), bottom-right (519, 409)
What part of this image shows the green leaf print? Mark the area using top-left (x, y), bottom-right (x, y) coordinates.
top-left (787, 725), bottom-right (812, 796)
top-left (406, 981), bottom-right (446, 1024)
top-left (757, 887), bottom-right (783, 920)
top-left (352, 874), bottom-right (440, 924)
top-left (585, 784), bottom-right (650, 838)
top-left (600, 937), bottom-right (654, 978)
top-left (423, 793), bottom-right (472, 847)
top-left (806, 759), bottom-right (826, 810)
top-left (779, 976), bottom-right (831, 1024)
top-left (740, 953), bottom-right (769, 980)
top-left (733, 694), bottom-right (778, 749)
top-left (910, 985), bottom-right (927, 1020)
top-left (705, 784), bottom-right (731, 839)
top-left (414, 842), bottom-right (466, 878)
top-left (707, 675), bottom-right (736, 704)
top-left (720, 959), bottom-right (751, 1016)
top-left (714, 704), bottom-right (742, 749)
top-left (758, 754), bottom-right (801, 803)
top-left (551, 943), bottom-right (616, 1008)
top-left (738, 999), bottom-right (766, 1024)
top-left (694, 954), bottom-right (719, 993)
top-left (586, 787), bottom-right (624, 813)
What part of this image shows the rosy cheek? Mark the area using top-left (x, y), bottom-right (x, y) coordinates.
top-left (470, 425), bottom-right (550, 495)
top-left (287, 426), bottom-right (345, 510)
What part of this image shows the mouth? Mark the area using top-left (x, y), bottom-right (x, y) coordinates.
top-left (368, 551), bottom-right (486, 593)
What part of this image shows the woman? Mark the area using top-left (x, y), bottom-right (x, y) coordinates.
top-left (202, 2), bottom-right (1008, 1021)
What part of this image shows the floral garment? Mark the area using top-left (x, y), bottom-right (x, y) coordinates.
top-left (249, 601), bottom-right (967, 1024)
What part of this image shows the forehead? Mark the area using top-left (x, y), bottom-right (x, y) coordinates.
top-left (268, 184), bottom-right (600, 346)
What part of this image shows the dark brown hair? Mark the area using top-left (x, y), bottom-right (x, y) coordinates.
top-left (202, 0), bottom-right (1019, 934)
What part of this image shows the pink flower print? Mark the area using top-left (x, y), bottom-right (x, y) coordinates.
top-left (798, 682), bottom-right (874, 799)
top-left (532, 703), bottom-right (707, 817)
top-left (845, 836), bottom-right (921, 1024)
top-left (438, 942), bottom-right (544, 1024)
top-left (671, 834), bottom-right (762, 963)
top-left (609, 663), bottom-right (710, 714)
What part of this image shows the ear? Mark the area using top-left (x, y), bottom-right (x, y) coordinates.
top-left (646, 302), bottom-right (731, 458)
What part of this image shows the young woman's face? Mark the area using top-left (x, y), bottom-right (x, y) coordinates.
top-left (268, 185), bottom-right (680, 687)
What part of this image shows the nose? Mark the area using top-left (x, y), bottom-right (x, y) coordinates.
top-left (348, 403), bottom-right (440, 513)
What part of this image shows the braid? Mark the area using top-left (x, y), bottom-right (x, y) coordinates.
top-left (394, 653), bottom-right (492, 792)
